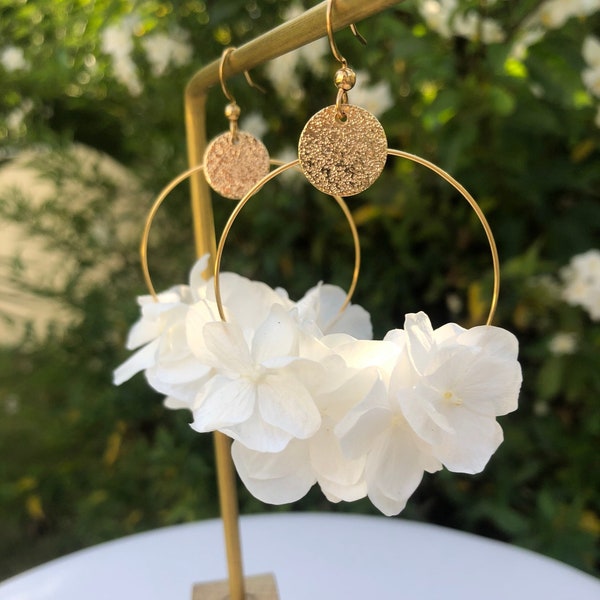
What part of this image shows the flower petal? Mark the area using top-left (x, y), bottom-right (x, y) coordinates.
top-left (113, 338), bottom-right (159, 385)
top-left (191, 376), bottom-right (256, 431)
top-left (232, 440), bottom-right (315, 504)
top-left (257, 372), bottom-right (321, 439)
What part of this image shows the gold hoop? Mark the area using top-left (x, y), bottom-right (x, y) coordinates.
top-left (140, 160), bottom-right (361, 308)
top-left (214, 159), bottom-right (362, 322)
top-left (214, 150), bottom-right (500, 326)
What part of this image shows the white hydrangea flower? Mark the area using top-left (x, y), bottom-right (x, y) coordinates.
top-left (1, 46), bottom-right (29, 72)
top-left (113, 255), bottom-right (213, 406)
top-left (190, 302), bottom-right (326, 451)
top-left (232, 366), bottom-right (378, 505)
top-left (336, 367), bottom-right (442, 516)
top-left (141, 28), bottom-right (193, 77)
top-left (394, 312), bottom-right (521, 474)
top-left (561, 249), bottom-right (600, 320)
top-left (116, 255), bottom-right (521, 515)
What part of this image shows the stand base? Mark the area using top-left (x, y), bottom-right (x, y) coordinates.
top-left (192, 573), bottom-right (279, 599)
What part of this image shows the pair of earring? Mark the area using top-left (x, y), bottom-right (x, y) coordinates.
top-left (202, 1), bottom-right (386, 202)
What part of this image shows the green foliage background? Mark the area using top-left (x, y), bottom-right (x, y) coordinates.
top-left (1, 0), bottom-right (599, 581)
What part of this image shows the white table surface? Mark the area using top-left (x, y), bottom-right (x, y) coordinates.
top-left (1, 512), bottom-right (598, 599)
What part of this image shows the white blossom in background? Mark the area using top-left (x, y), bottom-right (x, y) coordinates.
top-left (582, 36), bottom-right (600, 99)
top-left (0, 46), bottom-right (29, 72)
top-left (240, 112), bottom-right (268, 139)
top-left (100, 17), bottom-right (143, 96)
top-left (560, 249), bottom-right (600, 320)
top-left (141, 28), bottom-right (193, 77)
top-left (536, 0), bottom-right (600, 29)
top-left (350, 71), bottom-right (394, 118)
top-left (417, 0), bottom-right (505, 43)
top-left (548, 332), bottom-right (578, 356)
top-left (5, 98), bottom-right (34, 133)
top-left (264, 3), bottom-right (328, 107)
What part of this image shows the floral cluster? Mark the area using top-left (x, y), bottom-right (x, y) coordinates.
top-left (100, 17), bottom-right (193, 96)
top-left (115, 255), bottom-right (521, 515)
top-left (560, 249), bottom-right (600, 321)
top-left (417, 0), bottom-right (505, 44)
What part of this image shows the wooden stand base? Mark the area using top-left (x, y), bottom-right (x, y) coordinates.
top-left (192, 573), bottom-right (279, 599)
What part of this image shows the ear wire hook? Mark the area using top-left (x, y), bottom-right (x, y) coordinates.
top-left (218, 47), bottom-right (265, 139)
top-left (326, 0), bottom-right (367, 68)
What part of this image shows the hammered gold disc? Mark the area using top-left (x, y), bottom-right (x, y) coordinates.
top-left (298, 105), bottom-right (388, 196)
top-left (204, 131), bottom-right (270, 200)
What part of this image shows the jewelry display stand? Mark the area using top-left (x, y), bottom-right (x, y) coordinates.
top-left (183, 2), bottom-right (404, 598)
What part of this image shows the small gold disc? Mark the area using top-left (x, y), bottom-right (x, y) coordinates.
top-left (204, 131), bottom-right (270, 200)
top-left (298, 105), bottom-right (388, 196)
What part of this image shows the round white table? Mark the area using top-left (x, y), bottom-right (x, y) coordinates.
top-left (0, 512), bottom-right (598, 599)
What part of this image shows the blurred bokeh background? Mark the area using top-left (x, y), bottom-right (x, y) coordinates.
top-left (1, 0), bottom-right (599, 580)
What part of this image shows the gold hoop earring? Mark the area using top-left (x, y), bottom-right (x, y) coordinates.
top-left (203, 47), bottom-right (270, 200)
top-left (297, 0), bottom-right (388, 197)
top-left (140, 161), bottom-right (361, 307)
top-left (214, 151), bottom-right (500, 326)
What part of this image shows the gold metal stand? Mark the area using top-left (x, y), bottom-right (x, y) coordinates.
top-left (185, 2), bottom-right (405, 598)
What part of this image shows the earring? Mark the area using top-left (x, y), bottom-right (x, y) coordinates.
top-left (297, 0), bottom-right (388, 197)
top-left (203, 47), bottom-right (270, 200)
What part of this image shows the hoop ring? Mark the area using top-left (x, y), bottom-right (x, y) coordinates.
top-left (214, 150), bottom-right (500, 326)
top-left (140, 161), bottom-right (361, 309)
top-left (214, 159), bottom-right (361, 322)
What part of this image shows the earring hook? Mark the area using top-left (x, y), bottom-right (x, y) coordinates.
top-left (219, 47), bottom-right (265, 105)
top-left (219, 47), bottom-right (265, 139)
top-left (326, 0), bottom-right (367, 67)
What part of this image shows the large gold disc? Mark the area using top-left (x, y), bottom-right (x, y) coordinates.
top-left (204, 131), bottom-right (270, 200)
top-left (298, 105), bottom-right (388, 196)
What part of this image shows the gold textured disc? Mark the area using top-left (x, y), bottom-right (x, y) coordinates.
top-left (204, 131), bottom-right (270, 200)
top-left (298, 105), bottom-right (388, 196)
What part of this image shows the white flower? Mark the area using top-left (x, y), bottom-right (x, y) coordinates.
top-left (190, 303), bottom-right (322, 452)
top-left (113, 255), bottom-right (212, 406)
top-left (101, 20), bottom-right (136, 59)
top-left (100, 17), bottom-right (144, 96)
top-left (561, 249), bottom-right (600, 320)
top-left (453, 12), bottom-right (505, 44)
top-left (583, 36), bottom-right (600, 68)
top-left (232, 366), bottom-right (377, 505)
top-left (418, 0), bottom-right (456, 39)
top-left (418, 0), bottom-right (505, 44)
top-left (582, 36), bottom-right (600, 99)
top-left (336, 369), bottom-right (442, 516)
top-left (116, 255), bottom-right (521, 515)
top-left (537, 0), bottom-right (600, 29)
top-left (111, 54), bottom-right (143, 96)
top-left (141, 28), bottom-right (193, 77)
top-left (1, 46), bottom-right (28, 72)
top-left (296, 282), bottom-right (373, 340)
top-left (350, 72), bottom-right (394, 118)
top-left (548, 332), bottom-right (578, 355)
top-left (394, 312), bottom-right (521, 474)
